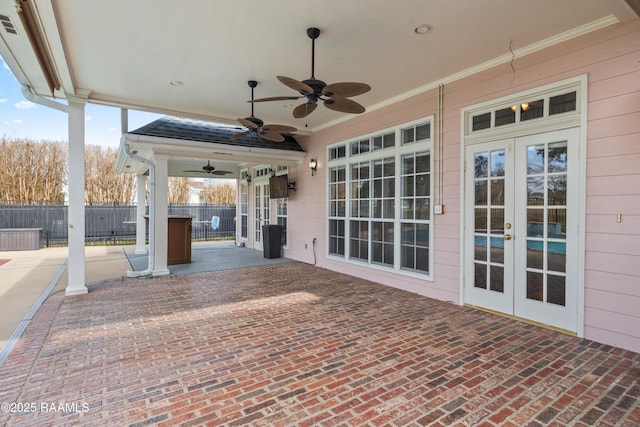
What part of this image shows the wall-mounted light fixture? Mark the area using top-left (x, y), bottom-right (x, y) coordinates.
top-left (309, 159), bottom-right (318, 176)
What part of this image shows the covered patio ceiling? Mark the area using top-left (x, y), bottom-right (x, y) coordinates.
top-left (1, 0), bottom-right (638, 137)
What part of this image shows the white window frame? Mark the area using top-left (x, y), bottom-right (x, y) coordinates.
top-left (327, 117), bottom-right (435, 280)
top-left (239, 169), bottom-right (249, 240)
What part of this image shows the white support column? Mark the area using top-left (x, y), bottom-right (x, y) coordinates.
top-left (135, 174), bottom-right (148, 254)
top-left (65, 95), bottom-right (89, 296)
top-left (152, 154), bottom-right (170, 276)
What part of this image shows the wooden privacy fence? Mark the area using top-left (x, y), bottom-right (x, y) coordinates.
top-left (0, 201), bottom-right (236, 247)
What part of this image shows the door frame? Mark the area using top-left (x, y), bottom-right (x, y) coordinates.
top-left (253, 178), bottom-right (271, 251)
top-left (459, 75), bottom-right (587, 337)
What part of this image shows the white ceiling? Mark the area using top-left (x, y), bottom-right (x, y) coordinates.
top-left (0, 0), bottom-right (637, 134)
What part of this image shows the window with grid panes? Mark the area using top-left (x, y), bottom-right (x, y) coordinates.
top-left (239, 175), bottom-right (249, 239)
top-left (327, 119), bottom-right (433, 277)
top-left (400, 151), bottom-right (431, 273)
top-left (328, 166), bottom-right (346, 256)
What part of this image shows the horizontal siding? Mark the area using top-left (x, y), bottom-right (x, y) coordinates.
top-left (587, 175), bottom-right (640, 196)
top-left (585, 289), bottom-right (640, 318)
top-left (585, 270), bottom-right (640, 297)
top-left (586, 214), bottom-right (640, 234)
top-left (582, 17), bottom-right (640, 353)
top-left (281, 19), bottom-right (640, 352)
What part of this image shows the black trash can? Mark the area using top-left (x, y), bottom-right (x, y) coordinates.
top-left (262, 224), bottom-right (282, 259)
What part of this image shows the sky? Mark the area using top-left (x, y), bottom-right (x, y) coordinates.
top-left (0, 57), bottom-right (162, 148)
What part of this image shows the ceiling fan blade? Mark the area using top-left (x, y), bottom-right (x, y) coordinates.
top-left (293, 102), bottom-right (317, 118)
top-left (211, 170), bottom-right (233, 175)
top-left (237, 118), bottom-right (259, 129)
top-left (262, 124), bottom-right (297, 133)
top-left (183, 170), bottom-right (204, 173)
top-left (323, 82), bottom-right (371, 98)
top-left (259, 131), bottom-right (285, 142)
top-left (230, 130), bottom-right (251, 140)
top-left (324, 97), bottom-right (366, 114)
top-left (250, 95), bottom-right (302, 103)
top-left (277, 76), bottom-right (314, 95)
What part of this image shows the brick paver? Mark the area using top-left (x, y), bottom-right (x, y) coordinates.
top-left (0, 262), bottom-right (638, 426)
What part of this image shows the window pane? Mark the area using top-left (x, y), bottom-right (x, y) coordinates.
top-left (548, 142), bottom-right (568, 173)
top-left (402, 198), bottom-right (414, 219)
top-left (490, 150), bottom-right (505, 177)
top-left (549, 92), bottom-right (576, 115)
top-left (475, 209), bottom-right (487, 233)
top-left (416, 198), bottom-right (430, 220)
top-left (548, 176), bottom-right (567, 205)
top-left (415, 223), bottom-right (429, 247)
top-left (521, 99), bottom-right (544, 121)
top-left (416, 175), bottom-right (430, 197)
top-left (490, 237), bottom-right (504, 264)
top-left (490, 179), bottom-right (504, 205)
top-left (474, 152), bottom-right (489, 178)
top-left (416, 152), bottom-right (430, 173)
top-left (490, 265), bottom-right (504, 292)
top-left (527, 209), bottom-right (544, 237)
top-left (472, 112), bottom-right (491, 131)
top-left (416, 123), bottom-right (430, 141)
top-left (490, 208), bottom-right (504, 234)
top-left (475, 236), bottom-right (487, 261)
top-left (474, 263), bottom-right (487, 288)
top-left (403, 176), bottom-right (414, 197)
top-left (527, 145), bottom-right (545, 174)
top-left (547, 209), bottom-right (566, 238)
top-left (527, 271), bottom-right (544, 301)
top-left (402, 127), bottom-right (415, 144)
top-left (475, 181), bottom-right (488, 205)
top-left (495, 107), bottom-right (515, 127)
top-left (547, 275), bottom-right (566, 306)
top-left (383, 132), bottom-right (395, 149)
top-left (373, 136), bottom-right (383, 151)
top-left (548, 243), bottom-right (566, 273)
top-left (416, 247), bottom-right (429, 272)
top-left (527, 177), bottom-right (544, 205)
top-left (403, 155), bottom-right (415, 174)
top-left (527, 240), bottom-right (543, 269)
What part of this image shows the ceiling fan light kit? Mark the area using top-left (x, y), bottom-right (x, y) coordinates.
top-left (250, 27), bottom-right (371, 119)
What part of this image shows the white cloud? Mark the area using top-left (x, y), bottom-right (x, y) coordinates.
top-left (3, 119), bottom-right (23, 125)
top-left (14, 100), bottom-right (36, 110)
top-left (0, 98), bottom-right (7, 103)
top-left (85, 115), bottom-right (93, 121)
top-left (107, 127), bottom-right (116, 132)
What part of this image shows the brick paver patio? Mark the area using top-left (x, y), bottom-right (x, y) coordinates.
top-left (0, 262), bottom-right (638, 426)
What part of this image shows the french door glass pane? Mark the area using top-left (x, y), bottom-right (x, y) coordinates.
top-left (474, 263), bottom-right (487, 288)
top-left (524, 141), bottom-right (568, 306)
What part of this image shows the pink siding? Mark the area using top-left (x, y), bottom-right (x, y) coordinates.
top-left (277, 19), bottom-right (640, 352)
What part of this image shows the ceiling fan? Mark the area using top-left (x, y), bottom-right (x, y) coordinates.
top-left (231, 80), bottom-right (297, 142)
top-left (183, 160), bottom-right (232, 176)
top-left (251, 27), bottom-right (371, 119)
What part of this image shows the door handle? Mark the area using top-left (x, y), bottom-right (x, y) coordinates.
top-left (504, 234), bottom-right (512, 241)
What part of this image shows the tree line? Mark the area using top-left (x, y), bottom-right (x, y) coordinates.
top-left (0, 137), bottom-right (236, 205)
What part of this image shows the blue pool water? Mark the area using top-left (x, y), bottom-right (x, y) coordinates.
top-left (474, 236), bottom-right (566, 255)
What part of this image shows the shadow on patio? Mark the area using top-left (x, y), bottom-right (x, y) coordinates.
top-left (0, 262), bottom-right (638, 426)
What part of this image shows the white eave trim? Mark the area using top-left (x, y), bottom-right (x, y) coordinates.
top-left (118, 132), bottom-right (307, 170)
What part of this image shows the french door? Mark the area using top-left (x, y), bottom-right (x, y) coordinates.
top-left (254, 181), bottom-right (270, 251)
top-left (464, 128), bottom-right (579, 332)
